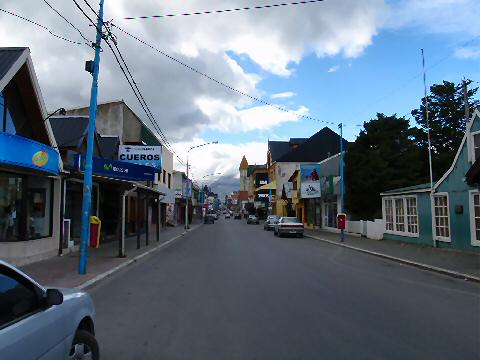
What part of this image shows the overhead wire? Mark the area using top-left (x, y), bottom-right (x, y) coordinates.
top-left (71, 0), bottom-right (186, 164)
top-left (111, 24), bottom-right (336, 126)
top-left (42, 0), bottom-right (92, 44)
top-left (0, 8), bottom-right (86, 46)
top-left (120, 0), bottom-right (325, 21)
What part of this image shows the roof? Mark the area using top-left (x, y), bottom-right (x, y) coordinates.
top-left (466, 157), bottom-right (480, 186)
top-left (0, 48), bottom-right (26, 85)
top-left (247, 164), bottom-right (267, 176)
top-left (276, 127), bottom-right (346, 163)
top-left (49, 116), bottom-right (89, 148)
top-left (268, 141), bottom-right (292, 162)
top-left (380, 183), bottom-right (432, 196)
top-left (239, 155), bottom-right (248, 170)
top-left (98, 135), bottom-right (119, 160)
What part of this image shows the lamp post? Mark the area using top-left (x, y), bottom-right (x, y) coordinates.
top-left (185, 141), bottom-right (218, 229)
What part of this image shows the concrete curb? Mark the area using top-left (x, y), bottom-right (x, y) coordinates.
top-left (78, 226), bottom-right (199, 290)
top-left (304, 234), bottom-right (480, 283)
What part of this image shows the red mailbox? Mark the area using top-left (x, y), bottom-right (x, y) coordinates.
top-left (337, 213), bottom-right (346, 230)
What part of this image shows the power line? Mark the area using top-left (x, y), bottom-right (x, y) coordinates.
top-left (42, 0), bottom-right (92, 44)
top-left (71, 1), bottom-right (184, 164)
top-left (121, 0), bottom-right (325, 21)
top-left (0, 8), bottom-right (85, 45)
top-left (111, 24), bottom-right (336, 126)
top-left (104, 38), bottom-right (186, 165)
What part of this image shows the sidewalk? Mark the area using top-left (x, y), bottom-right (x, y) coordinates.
top-left (20, 224), bottom-right (198, 289)
top-left (304, 229), bottom-right (480, 281)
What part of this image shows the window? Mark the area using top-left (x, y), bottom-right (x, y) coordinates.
top-left (406, 197), bottom-right (418, 234)
top-left (384, 196), bottom-right (418, 236)
top-left (0, 267), bottom-right (39, 327)
top-left (323, 200), bottom-right (337, 228)
top-left (385, 199), bottom-right (393, 231)
top-left (395, 199), bottom-right (405, 232)
top-left (469, 191), bottom-right (480, 246)
top-left (163, 170), bottom-right (166, 184)
top-left (474, 133), bottom-right (480, 160)
top-left (434, 195), bottom-right (450, 240)
top-left (0, 173), bottom-right (53, 242)
top-left (167, 173), bottom-right (171, 189)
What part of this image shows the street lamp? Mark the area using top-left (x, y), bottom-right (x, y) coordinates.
top-left (185, 141), bottom-right (218, 229)
top-left (44, 107), bottom-right (66, 122)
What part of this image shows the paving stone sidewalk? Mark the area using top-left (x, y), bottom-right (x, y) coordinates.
top-left (305, 229), bottom-right (480, 280)
top-left (20, 224), bottom-right (198, 289)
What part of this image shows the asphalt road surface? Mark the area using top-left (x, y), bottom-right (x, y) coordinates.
top-left (90, 218), bottom-right (480, 360)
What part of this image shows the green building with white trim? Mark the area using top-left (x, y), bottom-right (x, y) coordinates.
top-left (380, 107), bottom-right (480, 252)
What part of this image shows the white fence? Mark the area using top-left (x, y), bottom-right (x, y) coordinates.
top-left (346, 219), bottom-right (384, 240)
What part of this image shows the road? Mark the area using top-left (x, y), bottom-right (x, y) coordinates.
top-left (90, 218), bottom-right (480, 360)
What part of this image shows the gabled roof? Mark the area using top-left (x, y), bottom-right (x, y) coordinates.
top-left (268, 141), bottom-right (292, 162)
top-left (49, 116), bottom-right (89, 148)
top-left (276, 127), bottom-right (346, 163)
top-left (0, 48), bottom-right (26, 85)
top-left (0, 47), bottom-right (58, 150)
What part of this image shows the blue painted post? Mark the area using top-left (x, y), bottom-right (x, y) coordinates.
top-left (79, 0), bottom-right (105, 275)
top-left (339, 123), bottom-right (345, 243)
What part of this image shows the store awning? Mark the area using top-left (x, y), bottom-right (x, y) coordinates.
top-left (256, 180), bottom-right (276, 192)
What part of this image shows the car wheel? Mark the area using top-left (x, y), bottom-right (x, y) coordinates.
top-left (69, 330), bottom-right (99, 360)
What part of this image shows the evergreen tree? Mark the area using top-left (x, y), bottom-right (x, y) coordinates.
top-left (345, 113), bottom-right (427, 220)
top-left (411, 79), bottom-right (479, 180)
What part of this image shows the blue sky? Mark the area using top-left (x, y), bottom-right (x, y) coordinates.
top-left (202, 15), bottom-right (480, 143)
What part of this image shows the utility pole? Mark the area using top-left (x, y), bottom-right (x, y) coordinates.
top-left (79, 0), bottom-right (105, 274)
top-left (422, 49), bottom-right (436, 248)
top-left (339, 123), bottom-right (344, 243)
top-left (463, 79), bottom-right (470, 128)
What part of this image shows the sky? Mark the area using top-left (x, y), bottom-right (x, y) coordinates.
top-left (1, 0), bottom-right (479, 197)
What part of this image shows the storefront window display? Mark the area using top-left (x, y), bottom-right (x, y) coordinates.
top-left (0, 172), bottom-right (53, 242)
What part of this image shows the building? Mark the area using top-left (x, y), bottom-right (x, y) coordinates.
top-left (264, 128), bottom-right (346, 222)
top-left (380, 107), bottom-right (480, 252)
top-left (238, 156), bottom-right (249, 209)
top-left (0, 47), bottom-right (62, 265)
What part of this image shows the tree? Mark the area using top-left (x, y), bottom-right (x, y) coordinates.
top-left (345, 113), bottom-right (427, 220)
top-left (411, 79), bottom-right (479, 180)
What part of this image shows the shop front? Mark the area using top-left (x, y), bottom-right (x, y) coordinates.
top-left (0, 133), bottom-right (61, 265)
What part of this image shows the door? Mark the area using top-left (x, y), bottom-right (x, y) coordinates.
top-left (0, 265), bottom-right (66, 359)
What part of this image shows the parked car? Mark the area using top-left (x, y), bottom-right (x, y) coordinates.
top-left (0, 260), bottom-right (99, 359)
top-left (247, 214), bottom-right (260, 224)
top-left (225, 213), bottom-right (231, 219)
top-left (274, 217), bottom-right (304, 237)
top-left (264, 215), bottom-right (280, 231)
top-left (234, 213), bottom-right (242, 219)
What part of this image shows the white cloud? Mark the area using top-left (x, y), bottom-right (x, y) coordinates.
top-left (328, 65), bottom-right (340, 73)
top-left (172, 138), bottom-right (267, 197)
top-left (385, 0), bottom-right (480, 36)
top-left (455, 47), bottom-right (480, 59)
top-left (196, 98), bottom-right (308, 132)
top-left (271, 91), bottom-right (296, 99)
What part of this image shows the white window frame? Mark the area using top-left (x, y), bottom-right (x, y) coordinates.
top-left (471, 130), bottom-right (480, 163)
top-left (383, 195), bottom-right (419, 237)
top-left (405, 197), bottom-right (419, 234)
top-left (432, 192), bottom-right (451, 242)
top-left (469, 190), bottom-right (480, 247)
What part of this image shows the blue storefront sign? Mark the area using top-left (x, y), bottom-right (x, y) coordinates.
top-left (0, 133), bottom-right (60, 175)
top-left (76, 155), bottom-right (155, 181)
